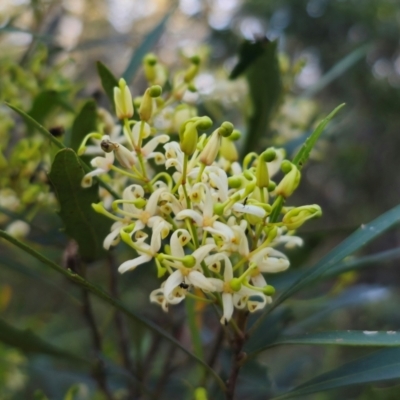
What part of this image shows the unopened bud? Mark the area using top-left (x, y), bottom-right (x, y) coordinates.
top-left (114, 143), bottom-right (136, 169)
top-left (256, 157), bottom-right (269, 188)
top-left (149, 85), bottom-right (162, 97)
top-left (230, 129), bottom-right (241, 141)
top-left (228, 176), bottom-right (242, 188)
top-left (218, 121), bottom-right (234, 137)
top-left (220, 136), bottom-right (238, 162)
top-left (283, 204), bottom-right (322, 230)
top-left (263, 285), bottom-right (276, 296)
top-left (262, 148), bottom-right (276, 162)
top-left (275, 163), bottom-right (301, 198)
top-left (114, 78), bottom-right (133, 119)
top-left (199, 129), bottom-right (220, 165)
top-left (139, 88), bottom-right (154, 121)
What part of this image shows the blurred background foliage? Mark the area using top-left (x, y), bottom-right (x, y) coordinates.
top-left (1, 0), bottom-right (400, 399)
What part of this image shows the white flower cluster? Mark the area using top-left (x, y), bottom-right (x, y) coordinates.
top-left (80, 55), bottom-right (321, 325)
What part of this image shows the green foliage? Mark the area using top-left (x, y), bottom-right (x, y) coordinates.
top-left (0, 318), bottom-right (88, 364)
top-left (96, 61), bottom-right (118, 110)
top-left (48, 149), bottom-right (110, 261)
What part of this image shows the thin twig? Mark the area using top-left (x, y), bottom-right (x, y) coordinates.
top-left (225, 311), bottom-right (249, 400)
top-left (63, 241), bottom-right (114, 400)
top-left (108, 254), bottom-right (137, 398)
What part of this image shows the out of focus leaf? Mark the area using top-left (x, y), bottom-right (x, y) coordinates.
top-left (48, 149), bottom-right (111, 261)
top-left (6, 103), bottom-right (120, 198)
top-left (63, 385), bottom-right (80, 400)
top-left (358, 384), bottom-right (400, 400)
top-left (302, 44), bottom-right (370, 99)
top-left (273, 348), bottom-right (400, 399)
top-left (28, 90), bottom-right (74, 126)
top-left (292, 103), bottom-right (345, 169)
top-left (122, 11), bottom-right (173, 83)
top-left (250, 204), bottom-right (400, 335)
top-left (231, 39), bottom-right (281, 156)
top-left (34, 391), bottom-right (49, 400)
top-left (0, 229), bottom-right (226, 392)
top-left (0, 318), bottom-right (88, 364)
top-left (96, 61), bottom-right (118, 110)
top-left (68, 100), bottom-right (98, 151)
top-left (250, 331), bottom-right (400, 358)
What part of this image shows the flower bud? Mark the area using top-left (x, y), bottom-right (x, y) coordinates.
top-left (143, 53), bottom-right (158, 82)
top-left (262, 148), bottom-right (276, 162)
top-left (199, 129), bottom-right (220, 165)
top-left (114, 78), bottom-right (134, 120)
top-left (179, 121), bottom-right (198, 156)
top-left (283, 204), bottom-right (322, 230)
top-left (256, 157), bottom-right (269, 188)
top-left (139, 88), bottom-right (154, 121)
top-left (230, 129), bottom-right (241, 141)
top-left (220, 136), bottom-right (238, 162)
top-left (114, 143), bottom-right (136, 169)
top-left (149, 85), bottom-right (162, 97)
top-left (263, 285), bottom-right (276, 296)
top-left (184, 56), bottom-right (201, 83)
top-left (275, 162), bottom-right (301, 198)
top-left (218, 121), bottom-right (234, 137)
top-left (228, 176), bottom-right (242, 188)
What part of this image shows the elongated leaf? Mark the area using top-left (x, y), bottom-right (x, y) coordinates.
top-left (48, 149), bottom-right (111, 261)
top-left (28, 90), bottom-right (74, 126)
top-left (0, 229), bottom-right (226, 392)
top-left (122, 11), bottom-right (173, 82)
top-left (68, 100), bottom-right (98, 151)
top-left (250, 204), bottom-right (400, 335)
top-left (274, 348), bottom-right (400, 399)
top-left (232, 39), bottom-right (281, 156)
top-left (0, 317), bottom-right (88, 364)
top-left (6, 103), bottom-right (120, 199)
top-left (250, 331), bottom-right (400, 358)
top-left (302, 44), bottom-right (370, 99)
top-left (96, 61), bottom-right (119, 110)
top-left (292, 103), bottom-right (345, 169)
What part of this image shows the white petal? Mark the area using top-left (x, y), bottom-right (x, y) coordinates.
top-left (251, 273), bottom-right (267, 288)
top-left (192, 244), bottom-right (216, 265)
top-left (145, 187), bottom-right (165, 216)
top-left (170, 229), bottom-right (189, 258)
top-left (164, 270), bottom-right (183, 300)
top-left (118, 255), bottom-right (151, 274)
top-left (142, 135), bottom-right (169, 156)
top-left (206, 278), bottom-right (224, 292)
top-left (103, 226), bottom-right (122, 250)
top-left (187, 271), bottom-right (215, 292)
top-left (232, 203), bottom-right (266, 218)
top-left (175, 210), bottom-right (204, 226)
top-left (221, 293), bottom-right (234, 325)
top-left (206, 221), bottom-right (234, 241)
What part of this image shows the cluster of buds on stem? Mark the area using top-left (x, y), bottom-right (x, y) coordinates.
top-left (79, 54), bottom-right (322, 325)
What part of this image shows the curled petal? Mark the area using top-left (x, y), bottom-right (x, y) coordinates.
top-left (142, 135), bottom-right (170, 156)
top-left (118, 255), bottom-right (152, 274)
top-left (221, 293), bottom-right (234, 325)
top-left (187, 271), bottom-right (215, 292)
top-left (232, 203), bottom-right (266, 218)
top-left (164, 269), bottom-right (184, 300)
top-left (192, 244), bottom-right (216, 266)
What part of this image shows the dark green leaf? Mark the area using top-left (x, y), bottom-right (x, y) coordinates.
top-left (96, 61), bottom-right (119, 110)
top-left (122, 11), bottom-right (173, 83)
top-left (28, 90), bottom-right (74, 127)
top-left (250, 331), bottom-right (400, 358)
top-left (236, 39), bottom-right (282, 156)
top-left (273, 348), bottom-right (400, 399)
top-left (0, 229), bottom-right (226, 392)
top-left (68, 100), bottom-right (98, 151)
top-left (292, 103), bottom-right (345, 170)
top-left (48, 149), bottom-right (111, 261)
top-left (6, 103), bottom-right (120, 199)
top-left (0, 317), bottom-right (89, 364)
top-left (358, 384), bottom-right (400, 400)
top-left (250, 204), bottom-right (400, 335)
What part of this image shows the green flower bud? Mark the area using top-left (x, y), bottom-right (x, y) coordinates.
top-left (275, 163), bottom-right (301, 198)
top-left (282, 204), bottom-right (322, 230)
top-left (267, 181), bottom-right (276, 191)
top-left (256, 157), bottom-right (269, 188)
top-left (143, 54), bottom-right (158, 82)
top-left (194, 387), bottom-right (208, 400)
top-left (281, 160), bottom-right (292, 174)
top-left (218, 121), bottom-right (234, 137)
top-left (220, 136), bottom-right (239, 162)
top-left (144, 53), bottom-right (157, 66)
top-left (182, 255), bottom-right (196, 268)
top-left (263, 285), bottom-right (276, 296)
top-left (262, 148), bottom-right (276, 162)
top-left (139, 88), bottom-right (154, 121)
top-left (199, 129), bottom-right (221, 165)
top-left (179, 121), bottom-right (198, 156)
top-left (213, 202), bottom-right (225, 216)
top-left (114, 78), bottom-right (134, 119)
top-left (228, 176), bottom-right (242, 188)
top-left (230, 129), bottom-right (241, 141)
top-left (149, 85), bottom-right (162, 97)
top-left (196, 116), bottom-right (213, 130)
top-left (230, 278), bottom-right (242, 292)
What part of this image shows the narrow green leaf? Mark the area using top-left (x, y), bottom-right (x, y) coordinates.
top-left (96, 61), bottom-right (119, 110)
top-left (64, 385), bottom-right (80, 400)
top-left (48, 149), bottom-right (111, 261)
top-left (273, 348), bottom-right (400, 399)
top-left (302, 44), bottom-right (370, 99)
top-left (0, 317), bottom-right (89, 364)
top-left (122, 11), bottom-right (173, 82)
top-left (28, 90), bottom-right (73, 125)
top-left (292, 103), bottom-right (345, 170)
top-left (250, 204), bottom-right (400, 335)
top-left (69, 100), bottom-right (98, 151)
top-left (6, 103), bottom-right (120, 199)
top-left (0, 229), bottom-right (226, 392)
top-left (233, 39), bottom-right (282, 156)
top-left (6, 102), bottom-right (64, 149)
top-left (250, 331), bottom-right (400, 358)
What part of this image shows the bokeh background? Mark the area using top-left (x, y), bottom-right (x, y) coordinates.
top-left (1, 0), bottom-right (400, 399)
